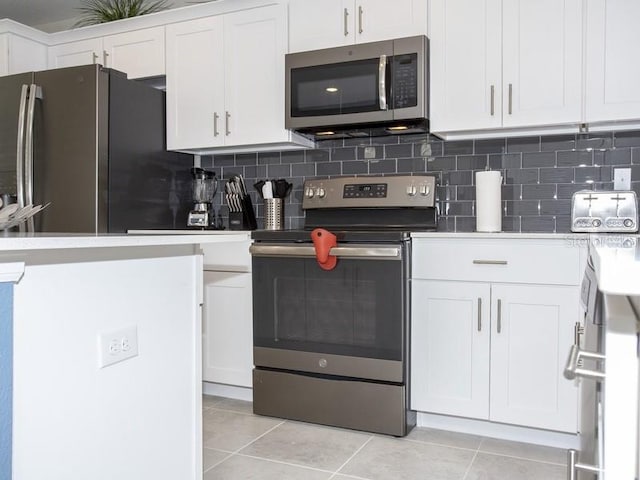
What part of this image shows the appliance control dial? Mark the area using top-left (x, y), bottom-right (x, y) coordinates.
top-left (406, 185), bottom-right (417, 196)
top-left (419, 185), bottom-right (430, 196)
top-left (316, 188), bottom-right (326, 199)
top-left (624, 218), bottom-right (635, 228)
top-left (305, 187), bottom-right (315, 198)
top-left (592, 218), bottom-right (602, 227)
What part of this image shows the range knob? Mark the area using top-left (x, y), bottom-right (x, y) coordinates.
top-left (406, 185), bottom-right (417, 196)
top-left (305, 187), bottom-right (315, 198)
top-left (316, 187), bottom-right (326, 198)
top-left (624, 218), bottom-right (635, 228)
top-left (592, 218), bottom-right (602, 227)
top-left (419, 185), bottom-right (430, 196)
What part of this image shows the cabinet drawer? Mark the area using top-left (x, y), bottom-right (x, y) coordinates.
top-left (201, 239), bottom-right (252, 272)
top-left (412, 238), bottom-right (582, 285)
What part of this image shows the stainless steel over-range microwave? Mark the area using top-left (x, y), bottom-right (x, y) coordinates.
top-left (285, 36), bottom-right (429, 138)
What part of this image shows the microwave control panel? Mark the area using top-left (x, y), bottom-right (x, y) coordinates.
top-left (392, 54), bottom-right (418, 109)
top-left (303, 175), bottom-right (436, 209)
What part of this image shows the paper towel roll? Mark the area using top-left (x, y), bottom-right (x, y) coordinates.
top-left (475, 171), bottom-right (502, 232)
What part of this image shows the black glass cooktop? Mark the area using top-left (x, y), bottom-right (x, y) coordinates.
top-left (251, 229), bottom-right (414, 243)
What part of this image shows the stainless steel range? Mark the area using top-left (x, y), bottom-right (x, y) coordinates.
top-left (249, 174), bottom-right (437, 437)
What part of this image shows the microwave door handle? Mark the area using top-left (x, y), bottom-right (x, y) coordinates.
top-left (378, 55), bottom-right (387, 110)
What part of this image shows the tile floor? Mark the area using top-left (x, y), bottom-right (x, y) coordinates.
top-left (202, 395), bottom-right (568, 480)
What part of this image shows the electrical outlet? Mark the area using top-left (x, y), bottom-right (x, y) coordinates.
top-left (614, 168), bottom-right (632, 191)
top-left (98, 326), bottom-right (138, 368)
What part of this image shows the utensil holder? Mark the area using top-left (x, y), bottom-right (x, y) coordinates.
top-left (264, 198), bottom-right (284, 230)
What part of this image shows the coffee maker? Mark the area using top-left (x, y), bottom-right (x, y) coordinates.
top-left (187, 167), bottom-right (218, 228)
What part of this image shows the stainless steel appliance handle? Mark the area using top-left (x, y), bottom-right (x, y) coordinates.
top-left (24, 84), bottom-right (40, 232)
top-left (378, 55), bottom-right (387, 111)
top-left (563, 344), bottom-right (606, 381)
top-left (103, 50), bottom-right (109, 67)
top-left (213, 112), bottom-right (219, 137)
top-left (473, 259), bottom-right (508, 265)
top-left (496, 299), bottom-right (502, 333)
top-left (477, 298), bottom-right (482, 332)
top-left (92, 52), bottom-right (99, 64)
top-left (567, 449), bottom-right (603, 480)
top-left (225, 111), bottom-right (231, 136)
top-left (490, 85), bottom-right (495, 116)
top-left (343, 8), bottom-right (349, 36)
top-left (508, 83), bottom-right (513, 115)
top-left (249, 244), bottom-right (401, 260)
top-left (16, 84), bottom-right (29, 209)
top-left (358, 5), bottom-right (363, 34)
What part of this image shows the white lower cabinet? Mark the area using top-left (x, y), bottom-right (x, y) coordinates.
top-left (201, 239), bottom-right (253, 388)
top-left (411, 237), bottom-right (582, 433)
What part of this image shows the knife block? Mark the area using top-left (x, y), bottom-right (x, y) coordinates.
top-left (229, 195), bottom-right (257, 230)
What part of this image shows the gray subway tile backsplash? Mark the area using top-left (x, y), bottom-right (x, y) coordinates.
top-left (207, 129), bottom-right (640, 233)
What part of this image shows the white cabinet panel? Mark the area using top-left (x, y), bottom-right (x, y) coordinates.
top-left (411, 280), bottom-right (490, 419)
top-left (48, 38), bottom-right (103, 69)
top-left (430, 0), bottom-right (582, 136)
top-left (102, 26), bottom-right (165, 79)
top-left (202, 271), bottom-right (253, 387)
top-left (288, 0), bottom-right (427, 53)
top-left (0, 34), bottom-right (47, 76)
top-left (585, 0), bottom-right (640, 123)
top-left (166, 16), bottom-right (224, 150)
top-left (490, 283), bottom-right (579, 432)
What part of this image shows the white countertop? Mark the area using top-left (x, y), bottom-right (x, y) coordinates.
top-left (0, 231), bottom-right (250, 252)
top-left (411, 231), bottom-right (588, 240)
top-left (588, 234), bottom-right (640, 296)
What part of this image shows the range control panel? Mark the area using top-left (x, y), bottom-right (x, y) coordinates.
top-left (302, 175), bottom-right (436, 209)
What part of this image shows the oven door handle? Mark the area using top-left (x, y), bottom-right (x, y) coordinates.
top-left (249, 244), bottom-right (401, 260)
top-left (563, 344), bottom-right (606, 381)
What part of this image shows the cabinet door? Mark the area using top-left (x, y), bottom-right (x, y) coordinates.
top-left (224, 5), bottom-right (289, 147)
top-left (103, 26), bottom-right (165, 79)
top-left (411, 280), bottom-right (491, 419)
top-left (166, 16), bottom-right (225, 151)
top-left (429, 0), bottom-right (502, 133)
top-left (356, 0), bottom-right (427, 44)
top-left (202, 271), bottom-right (253, 387)
top-left (289, 0), bottom-right (354, 53)
top-left (490, 283), bottom-right (578, 432)
top-left (0, 34), bottom-right (47, 77)
top-left (48, 38), bottom-right (103, 69)
top-left (585, 0), bottom-right (640, 123)
top-left (502, 0), bottom-right (582, 128)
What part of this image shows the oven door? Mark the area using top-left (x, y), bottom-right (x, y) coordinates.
top-left (250, 242), bottom-right (408, 383)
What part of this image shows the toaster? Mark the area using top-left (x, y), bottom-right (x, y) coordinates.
top-left (571, 190), bottom-right (638, 233)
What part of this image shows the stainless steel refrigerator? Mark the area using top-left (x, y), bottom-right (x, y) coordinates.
top-left (0, 64), bottom-right (192, 233)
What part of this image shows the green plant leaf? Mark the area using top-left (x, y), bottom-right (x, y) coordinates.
top-left (74, 0), bottom-right (171, 27)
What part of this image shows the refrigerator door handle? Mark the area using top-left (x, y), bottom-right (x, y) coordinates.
top-left (16, 84), bottom-right (29, 209)
top-left (24, 84), bottom-right (41, 232)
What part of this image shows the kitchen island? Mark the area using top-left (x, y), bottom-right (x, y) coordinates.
top-left (0, 232), bottom-right (248, 480)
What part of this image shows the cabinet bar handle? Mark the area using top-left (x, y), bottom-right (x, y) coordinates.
top-left (477, 298), bottom-right (482, 332)
top-left (225, 111), bottom-right (231, 136)
top-left (497, 299), bottom-right (502, 333)
top-left (508, 83), bottom-right (513, 115)
top-left (490, 85), bottom-right (495, 116)
top-left (473, 260), bottom-right (508, 265)
top-left (103, 50), bottom-right (109, 66)
top-left (358, 5), bottom-right (363, 34)
top-left (344, 8), bottom-right (349, 36)
top-left (92, 52), bottom-right (99, 64)
top-left (563, 344), bottom-right (606, 381)
top-left (213, 112), bottom-right (219, 137)
top-left (567, 449), bottom-right (603, 480)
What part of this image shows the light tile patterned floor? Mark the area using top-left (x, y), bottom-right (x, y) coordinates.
top-left (202, 395), bottom-right (567, 480)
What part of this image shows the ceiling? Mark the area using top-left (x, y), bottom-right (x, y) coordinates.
top-left (0, 0), bottom-right (199, 30)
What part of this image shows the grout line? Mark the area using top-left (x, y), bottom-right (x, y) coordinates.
top-left (461, 450), bottom-right (479, 480)
top-left (234, 452), bottom-right (335, 475)
top-left (400, 436), bottom-right (481, 454)
top-left (202, 447), bottom-right (234, 474)
top-left (329, 435), bottom-right (374, 479)
top-left (232, 419), bottom-right (287, 454)
top-left (473, 450), bottom-right (567, 467)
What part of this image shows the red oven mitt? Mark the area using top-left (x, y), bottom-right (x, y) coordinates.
top-left (311, 228), bottom-right (338, 271)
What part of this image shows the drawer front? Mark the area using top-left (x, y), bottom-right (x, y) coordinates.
top-left (201, 239), bottom-right (252, 272)
top-left (412, 238), bottom-right (582, 285)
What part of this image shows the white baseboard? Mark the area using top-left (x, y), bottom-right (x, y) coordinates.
top-left (417, 412), bottom-right (579, 449)
top-left (202, 382), bottom-right (252, 402)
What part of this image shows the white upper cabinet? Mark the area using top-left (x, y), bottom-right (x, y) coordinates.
top-left (166, 4), bottom-right (313, 153)
top-left (288, 0), bottom-right (427, 53)
top-left (0, 32), bottom-right (47, 76)
top-left (430, 0), bottom-right (583, 136)
top-left (585, 0), bottom-right (640, 125)
top-left (48, 27), bottom-right (165, 79)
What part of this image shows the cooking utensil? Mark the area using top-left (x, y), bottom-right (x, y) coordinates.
top-left (262, 181), bottom-right (273, 199)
